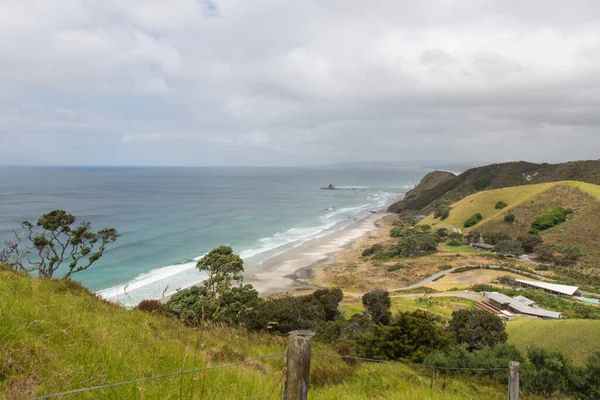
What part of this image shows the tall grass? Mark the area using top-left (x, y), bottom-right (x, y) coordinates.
top-left (1, 270), bottom-right (511, 399)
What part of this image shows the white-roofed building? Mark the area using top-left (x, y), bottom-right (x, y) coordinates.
top-left (513, 295), bottom-right (536, 306)
top-left (484, 292), bottom-right (562, 319)
top-left (516, 279), bottom-right (579, 296)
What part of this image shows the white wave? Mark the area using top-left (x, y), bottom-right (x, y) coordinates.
top-left (98, 190), bottom-right (399, 306)
top-left (334, 185), bottom-right (370, 189)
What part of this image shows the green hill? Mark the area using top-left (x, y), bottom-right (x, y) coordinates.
top-left (388, 159), bottom-right (600, 215)
top-left (0, 268), bottom-right (510, 399)
top-left (507, 319), bottom-right (600, 366)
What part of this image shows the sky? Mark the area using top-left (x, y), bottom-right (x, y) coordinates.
top-left (1, 0), bottom-right (600, 166)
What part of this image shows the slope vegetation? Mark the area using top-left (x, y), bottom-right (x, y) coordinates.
top-left (389, 159), bottom-right (600, 215)
top-left (507, 319), bottom-right (600, 366)
top-left (420, 181), bottom-right (600, 271)
top-left (0, 269), bottom-right (509, 399)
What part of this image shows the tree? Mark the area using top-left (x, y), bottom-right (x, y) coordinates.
top-left (523, 347), bottom-right (574, 397)
top-left (465, 231), bottom-right (481, 244)
top-left (197, 245), bottom-right (244, 297)
top-left (447, 231), bottom-right (464, 246)
top-left (436, 228), bottom-right (449, 239)
top-left (494, 240), bottom-right (524, 257)
top-left (517, 234), bottom-right (543, 253)
top-left (534, 244), bottom-right (555, 262)
top-left (362, 289), bottom-right (391, 325)
top-left (554, 246), bottom-right (582, 266)
top-left (448, 309), bottom-right (508, 351)
top-left (396, 236), bottom-right (419, 257)
top-left (504, 213), bottom-right (516, 223)
top-left (483, 232), bottom-right (511, 245)
top-left (2, 210), bottom-right (119, 279)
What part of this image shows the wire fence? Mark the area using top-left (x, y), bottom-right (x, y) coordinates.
top-left (31, 350), bottom-right (510, 399)
top-left (30, 353), bottom-right (286, 400)
top-left (312, 352), bottom-right (508, 372)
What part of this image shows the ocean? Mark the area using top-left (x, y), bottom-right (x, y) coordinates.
top-left (0, 166), bottom-right (429, 305)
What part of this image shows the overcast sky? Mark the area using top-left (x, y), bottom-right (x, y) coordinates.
top-left (1, 1), bottom-right (600, 166)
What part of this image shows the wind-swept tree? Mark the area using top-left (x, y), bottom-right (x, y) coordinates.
top-left (2, 210), bottom-right (119, 279)
top-left (197, 245), bottom-right (244, 297)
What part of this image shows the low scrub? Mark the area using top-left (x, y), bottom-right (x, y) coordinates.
top-left (464, 213), bottom-right (484, 228)
top-left (495, 201), bottom-right (508, 210)
top-left (531, 206), bottom-right (573, 231)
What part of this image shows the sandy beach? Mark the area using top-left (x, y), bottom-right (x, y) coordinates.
top-left (244, 212), bottom-right (391, 294)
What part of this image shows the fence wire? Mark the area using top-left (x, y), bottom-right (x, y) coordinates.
top-left (30, 353), bottom-right (286, 400)
top-left (313, 352), bottom-right (508, 371)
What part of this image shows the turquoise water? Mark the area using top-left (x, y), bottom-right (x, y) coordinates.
top-left (0, 166), bottom-right (429, 304)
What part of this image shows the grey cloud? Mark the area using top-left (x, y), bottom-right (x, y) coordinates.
top-left (1, 0), bottom-right (600, 166)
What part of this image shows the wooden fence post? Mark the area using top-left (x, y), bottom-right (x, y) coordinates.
top-left (284, 330), bottom-right (315, 400)
top-left (508, 361), bottom-right (520, 400)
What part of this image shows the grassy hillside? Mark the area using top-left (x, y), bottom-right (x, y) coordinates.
top-left (420, 182), bottom-right (557, 231)
top-left (421, 181), bottom-right (600, 273)
top-left (0, 269), bottom-right (510, 399)
top-left (388, 159), bottom-right (600, 215)
top-left (507, 319), bottom-right (600, 366)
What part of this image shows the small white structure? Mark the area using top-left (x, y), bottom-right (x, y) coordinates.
top-left (516, 279), bottom-right (579, 296)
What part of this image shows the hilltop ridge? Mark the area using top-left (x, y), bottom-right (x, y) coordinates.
top-left (388, 159), bottom-right (600, 214)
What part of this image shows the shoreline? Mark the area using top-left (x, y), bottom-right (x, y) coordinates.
top-left (244, 194), bottom-right (404, 296)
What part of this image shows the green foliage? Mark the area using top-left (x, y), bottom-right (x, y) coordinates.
top-left (465, 231), bottom-right (481, 244)
top-left (387, 263), bottom-right (407, 272)
top-left (436, 228), bottom-right (448, 239)
top-left (362, 289), bottom-right (391, 325)
top-left (135, 299), bottom-right (168, 316)
top-left (522, 347), bottom-right (574, 397)
top-left (361, 243), bottom-right (383, 257)
top-left (448, 309), bottom-right (508, 351)
top-left (473, 175), bottom-right (491, 190)
top-left (534, 264), bottom-right (551, 271)
top-left (350, 310), bottom-right (452, 362)
top-left (516, 289), bottom-right (600, 319)
top-left (494, 240), bottom-right (524, 257)
top-left (243, 288), bottom-right (345, 336)
top-left (197, 245), bottom-right (244, 297)
top-left (483, 232), bottom-right (512, 245)
top-left (388, 232), bottom-right (440, 258)
top-left (497, 275), bottom-right (517, 286)
top-left (464, 213), bottom-right (484, 228)
top-left (517, 234), bottom-right (543, 253)
top-left (495, 201), bottom-right (508, 210)
top-left (434, 206), bottom-right (451, 220)
top-left (503, 213), bottom-right (516, 223)
top-left (531, 206), bottom-right (573, 231)
top-left (554, 246), bottom-right (583, 266)
top-left (1, 210), bottom-right (119, 279)
top-left (447, 231), bottom-right (464, 246)
top-left (534, 243), bottom-right (555, 262)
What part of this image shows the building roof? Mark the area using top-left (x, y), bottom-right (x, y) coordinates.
top-left (470, 243), bottom-right (495, 250)
top-left (516, 279), bottom-right (579, 296)
top-left (514, 295), bottom-right (536, 306)
top-left (485, 292), bottom-right (562, 319)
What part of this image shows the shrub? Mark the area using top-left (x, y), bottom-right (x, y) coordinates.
top-left (464, 213), bottom-right (483, 228)
top-left (436, 228), bottom-right (448, 239)
top-left (517, 234), bottom-right (543, 253)
top-left (531, 206), bottom-right (572, 231)
top-left (440, 208), bottom-right (450, 220)
top-left (483, 232), bottom-right (512, 245)
top-left (504, 213), bottom-right (516, 223)
top-left (554, 246), bottom-right (583, 266)
top-left (387, 263), bottom-right (407, 272)
top-left (135, 299), bottom-right (168, 315)
top-left (534, 244), bottom-right (555, 262)
top-left (495, 201), bottom-right (508, 210)
top-left (447, 231), bottom-right (464, 246)
top-left (362, 243), bottom-right (383, 257)
top-left (497, 275), bottom-right (517, 286)
top-left (434, 206), bottom-right (450, 220)
top-left (534, 264), bottom-right (551, 271)
top-left (494, 240), bottom-right (524, 257)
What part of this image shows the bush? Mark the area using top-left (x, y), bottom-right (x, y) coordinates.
top-left (495, 201), bottom-right (508, 210)
top-left (531, 206), bottom-right (573, 231)
top-left (436, 228), bottom-right (448, 239)
top-left (362, 243), bottom-right (383, 257)
top-left (447, 231), bottom-right (464, 246)
top-left (504, 213), bottom-right (516, 223)
top-left (434, 206), bottom-right (450, 220)
top-left (464, 213), bottom-right (484, 228)
top-left (483, 232), bottom-right (512, 245)
top-left (497, 275), bottom-right (517, 286)
top-left (534, 264), bottom-right (551, 271)
top-left (494, 240), bottom-right (524, 257)
top-left (517, 234), bottom-right (543, 253)
top-left (387, 263), bottom-right (407, 272)
top-left (465, 231), bottom-right (481, 244)
top-left (534, 244), bottom-right (555, 262)
top-left (554, 246), bottom-right (583, 266)
top-left (135, 299), bottom-right (168, 315)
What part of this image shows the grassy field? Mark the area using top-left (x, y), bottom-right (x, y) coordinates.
top-left (0, 269), bottom-right (511, 399)
top-left (507, 319), bottom-right (600, 366)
